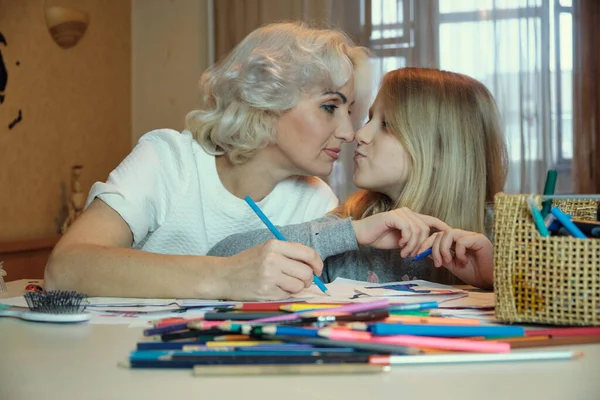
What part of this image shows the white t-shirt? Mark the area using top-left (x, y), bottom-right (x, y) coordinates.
top-left (86, 129), bottom-right (339, 255)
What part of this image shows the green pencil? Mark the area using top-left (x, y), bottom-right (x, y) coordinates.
top-left (541, 169), bottom-right (557, 218)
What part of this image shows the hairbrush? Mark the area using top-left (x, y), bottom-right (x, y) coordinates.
top-left (0, 290), bottom-right (91, 323)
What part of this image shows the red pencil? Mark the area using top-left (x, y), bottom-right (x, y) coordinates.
top-left (525, 327), bottom-right (600, 337)
top-left (154, 317), bottom-right (204, 328)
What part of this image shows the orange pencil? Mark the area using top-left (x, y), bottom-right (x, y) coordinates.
top-left (212, 334), bottom-right (251, 342)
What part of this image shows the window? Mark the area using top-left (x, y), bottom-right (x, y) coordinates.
top-left (364, 0), bottom-right (573, 168)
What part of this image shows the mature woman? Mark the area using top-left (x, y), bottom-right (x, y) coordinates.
top-left (44, 22), bottom-right (373, 300)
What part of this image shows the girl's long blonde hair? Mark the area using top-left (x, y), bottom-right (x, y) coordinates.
top-left (335, 68), bottom-right (508, 234)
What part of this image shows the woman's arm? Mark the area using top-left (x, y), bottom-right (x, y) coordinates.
top-left (44, 200), bottom-right (323, 300)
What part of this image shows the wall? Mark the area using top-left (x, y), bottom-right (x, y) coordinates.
top-left (132, 0), bottom-right (210, 143)
top-left (0, 0), bottom-right (131, 240)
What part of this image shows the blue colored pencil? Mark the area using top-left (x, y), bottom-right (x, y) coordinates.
top-left (388, 302), bottom-right (439, 312)
top-left (244, 196), bottom-right (330, 296)
top-left (369, 323), bottom-right (525, 338)
top-left (412, 248), bottom-right (432, 261)
top-left (527, 196), bottom-right (550, 237)
top-left (129, 350), bottom-right (354, 360)
top-left (259, 325), bottom-right (320, 338)
top-left (125, 353), bottom-right (371, 368)
top-left (550, 207), bottom-right (587, 238)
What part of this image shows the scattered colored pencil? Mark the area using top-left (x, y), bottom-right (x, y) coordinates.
top-left (192, 364), bottom-right (390, 376)
top-left (369, 351), bottom-right (582, 365)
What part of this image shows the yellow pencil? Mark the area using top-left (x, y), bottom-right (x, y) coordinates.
top-left (279, 304), bottom-right (345, 312)
top-left (204, 341), bottom-right (282, 347)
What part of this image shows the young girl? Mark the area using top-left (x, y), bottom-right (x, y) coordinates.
top-left (209, 68), bottom-right (508, 291)
top-left (44, 22), bottom-right (375, 300)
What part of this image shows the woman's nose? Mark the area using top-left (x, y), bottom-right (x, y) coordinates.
top-left (334, 114), bottom-right (355, 143)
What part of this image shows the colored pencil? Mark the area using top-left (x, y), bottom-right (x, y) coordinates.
top-left (126, 354), bottom-right (372, 368)
top-left (192, 364), bottom-right (390, 376)
top-left (508, 335), bottom-right (600, 349)
top-left (183, 344), bottom-right (314, 352)
top-left (212, 334), bottom-right (250, 341)
top-left (137, 340), bottom-right (219, 351)
top-left (527, 196), bottom-right (550, 237)
top-left (265, 335), bottom-right (423, 355)
top-left (412, 248), bottom-right (432, 261)
top-left (525, 327), bottom-right (600, 337)
top-left (145, 319), bottom-right (205, 336)
top-left (383, 315), bottom-right (481, 326)
top-left (367, 335), bottom-right (510, 353)
top-left (231, 302), bottom-right (307, 312)
top-left (369, 323), bottom-right (525, 338)
top-left (204, 340), bottom-right (282, 347)
top-left (260, 325), bottom-right (320, 338)
top-left (369, 351), bottom-right (582, 365)
top-left (389, 311), bottom-right (430, 316)
top-left (301, 309), bottom-right (389, 323)
top-left (237, 346), bottom-right (354, 353)
top-left (388, 302), bottom-right (439, 311)
top-left (244, 196), bottom-right (329, 296)
top-left (302, 300), bottom-right (390, 316)
top-left (280, 304), bottom-right (348, 312)
top-left (318, 328), bottom-right (372, 341)
top-left (251, 299), bottom-right (390, 324)
top-left (160, 328), bottom-right (226, 342)
top-left (551, 207), bottom-right (587, 238)
top-left (188, 321), bottom-right (228, 330)
top-left (203, 312), bottom-right (286, 321)
top-left (541, 169), bottom-right (558, 218)
top-left (130, 350), bottom-right (358, 360)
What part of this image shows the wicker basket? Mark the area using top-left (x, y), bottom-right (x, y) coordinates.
top-left (493, 193), bottom-right (600, 326)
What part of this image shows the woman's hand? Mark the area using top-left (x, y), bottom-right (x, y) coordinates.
top-left (417, 229), bottom-right (494, 289)
top-left (219, 239), bottom-right (323, 301)
top-left (352, 207), bottom-right (450, 258)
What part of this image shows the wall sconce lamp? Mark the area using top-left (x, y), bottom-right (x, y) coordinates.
top-left (44, 6), bottom-right (89, 49)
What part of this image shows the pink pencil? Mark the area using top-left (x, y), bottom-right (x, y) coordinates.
top-left (318, 328), bottom-right (373, 341)
top-left (367, 335), bottom-right (511, 353)
top-left (526, 327), bottom-right (600, 337)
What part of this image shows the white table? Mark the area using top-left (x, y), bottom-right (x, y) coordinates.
top-left (1, 280), bottom-right (599, 400)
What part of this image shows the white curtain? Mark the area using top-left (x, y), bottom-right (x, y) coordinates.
top-left (326, 0), bottom-right (574, 201)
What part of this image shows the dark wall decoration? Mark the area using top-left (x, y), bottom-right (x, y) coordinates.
top-left (0, 31), bottom-right (22, 130)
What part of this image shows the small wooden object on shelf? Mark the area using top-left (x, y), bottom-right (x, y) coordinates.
top-left (61, 165), bottom-right (85, 234)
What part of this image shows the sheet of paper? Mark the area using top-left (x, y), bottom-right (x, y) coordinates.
top-left (438, 290), bottom-right (495, 309)
top-left (293, 278), bottom-right (468, 304)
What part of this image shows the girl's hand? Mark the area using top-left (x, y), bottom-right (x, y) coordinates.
top-left (352, 208), bottom-right (450, 258)
top-left (417, 229), bottom-right (494, 289)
